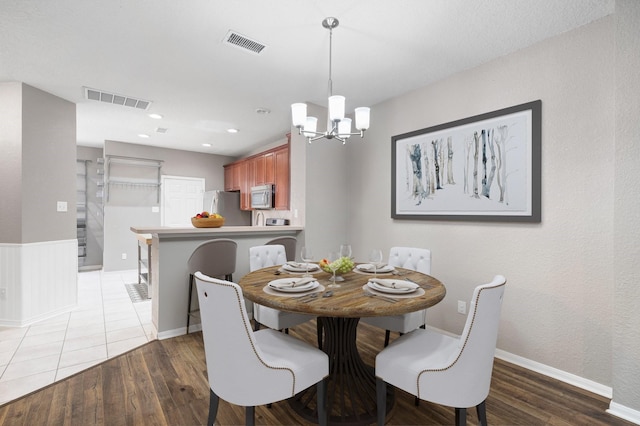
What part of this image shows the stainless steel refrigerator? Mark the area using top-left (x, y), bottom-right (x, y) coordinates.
top-left (202, 190), bottom-right (251, 226)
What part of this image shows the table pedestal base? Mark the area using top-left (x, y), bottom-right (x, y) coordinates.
top-left (289, 317), bottom-right (393, 425)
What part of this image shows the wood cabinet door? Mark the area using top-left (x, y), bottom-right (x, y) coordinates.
top-left (238, 160), bottom-right (251, 210)
top-left (274, 147), bottom-right (290, 210)
top-left (224, 164), bottom-right (234, 191)
top-left (264, 152), bottom-right (275, 184)
top-left (253, 155), bottom-right (266, 185)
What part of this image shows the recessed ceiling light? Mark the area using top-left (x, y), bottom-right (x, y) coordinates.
top-left (202, 143), bottom-right (212, 147)
top-left (148, 113), bottom-right (163, 119)
top-left (138, 134), bottom-right (150, 138)
top-left (227, 128), bottom-right (239, 134)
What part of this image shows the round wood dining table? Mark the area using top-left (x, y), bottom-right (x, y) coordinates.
top-left (238, 265), bottom-right (446, 425)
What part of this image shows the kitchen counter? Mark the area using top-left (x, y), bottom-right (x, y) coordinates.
top-left (130, 225), bottom-right (303, 338)
top-left (130, 224), bottom-right (302, 237)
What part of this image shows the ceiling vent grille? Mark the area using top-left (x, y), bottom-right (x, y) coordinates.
top-left (156, 127), bottom-right (168, 133)
top-left (83, 87), bottom-right (152, 110)
top-left (223, 30), bottom-right (266, 55)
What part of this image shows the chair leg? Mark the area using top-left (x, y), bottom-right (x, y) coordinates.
top-left (187, 274), bottom-right (194, 335)
top-left (317, 321), bottom-right (323, 350)
top-left (253, 321), bottom-right (261, 331)
top-left (376, 377), bottom-right (386, 426)
top-left (384, 330), bottom-right (391, 347)
top-left (317, 378), bottom-right (328, 426)
top-left (476, 400), bottom-right (487, 426)
top-left (455, 407), bottom-right (466, 426)
top-left (208, 389), bottom-right (219, 426)
top-left (245, 406), bottom-right (255, 426)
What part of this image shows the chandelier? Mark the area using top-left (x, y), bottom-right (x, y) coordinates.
top-left (291, 17), bottom-right (370, 144)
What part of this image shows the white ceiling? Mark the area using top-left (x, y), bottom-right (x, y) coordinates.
top-left (1, 0), bottom-right (613, 157)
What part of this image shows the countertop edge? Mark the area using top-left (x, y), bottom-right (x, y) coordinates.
top-left (130, 225), bottom-right (303, 237)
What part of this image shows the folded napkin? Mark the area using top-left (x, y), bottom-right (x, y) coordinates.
top-left (368, 278), bottom-right (416, 290)
top-left (269, 277), bottom-right (316, 289)
top-left (358, 263), bottom-right (386, 272)
top-left (287, 261), bottom-right (315, 269)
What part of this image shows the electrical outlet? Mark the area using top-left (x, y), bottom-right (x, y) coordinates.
top-left (457, 300), bottom-right (466, 315)
top-left (56, 201), bottom-right (68, 212)
top-left (0, 288), bottom-right (6, 299)
top-left (121, 253), bottom-right (127, 260)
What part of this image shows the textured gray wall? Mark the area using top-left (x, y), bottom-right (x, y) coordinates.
top-left (0, 82), bottom-right (76, 244)
top-left (612, 0), bottom-right (640, 414)
top-left (22, 84), bottom-right (76, 243)
top-left (0, 82), bottom-right (23, 243)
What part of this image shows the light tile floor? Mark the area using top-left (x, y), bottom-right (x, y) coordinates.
top-left (0, 269), bottom-right (155, 406)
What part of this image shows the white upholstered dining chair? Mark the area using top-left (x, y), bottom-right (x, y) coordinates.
top-left (360, 246), bottom-right (432, 346)
top-left (375, 275), bottom-right (506, 426)
top-left (194, 271), bottom-right (329, 426)
top-left (250, 244), bottom-right (315, 333)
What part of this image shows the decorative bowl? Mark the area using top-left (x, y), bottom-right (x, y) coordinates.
top-left (318, 257), bottom-right (355, 275)
top-left (191, 216), bottom-right (225, 228)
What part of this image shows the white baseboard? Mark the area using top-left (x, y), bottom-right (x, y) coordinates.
top-left (425, 325), bottom-right (614, 399)
top-left (494, 349), bottom-right (613, 399)
top-left (0, 303), bottom-right (76, 327)
top-left (157, 323), bottom-right (201, 340)
top-left (607, 402), bottom-right (640, 425)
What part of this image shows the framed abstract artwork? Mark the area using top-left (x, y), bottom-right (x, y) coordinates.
top-left (391, 100), bottom-right (541, 222)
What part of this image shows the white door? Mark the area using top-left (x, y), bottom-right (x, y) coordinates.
top-left (161, 176), bottom-right (205, 227)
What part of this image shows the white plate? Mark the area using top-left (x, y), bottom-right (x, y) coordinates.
top-left (282, 262), bottom-right (320, 272)
top-left (268, 278), bottom-right (319, 293)
top-left (357, 263), bottom-right (395, 273)
top-left (367, 280), bottom-right (418, 294)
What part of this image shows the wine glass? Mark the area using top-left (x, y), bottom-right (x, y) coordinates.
top-left (327, 251), bottom-right (341, 288)
top-left (300, 246), bottom-right (314, 277)
top-left (368, 249), bottom-right (384, 276)
top-left (339, 244), bottom-right (352, 259)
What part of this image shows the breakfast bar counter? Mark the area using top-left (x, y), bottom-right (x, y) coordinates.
top-left (130, 225), bottom-right (303, 338)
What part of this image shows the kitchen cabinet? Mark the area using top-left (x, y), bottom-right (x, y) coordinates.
top-left (264, 151), bottom-right (275, 184)
top-left (253, 155), bottom-right (267, 185)
top-left (238, 160), bottom-right (251, 210)
top-left (274, 146), bottom-right (290, 210)
top-left (224, 141), bottom-right (290, 211)
top-left (224, 162), bottom-right (241, 191)
top-left (224, 164), bottom-right (234, 191)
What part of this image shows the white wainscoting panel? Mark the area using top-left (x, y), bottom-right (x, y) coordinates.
top-left (0, 239), bottom-right (78, 327)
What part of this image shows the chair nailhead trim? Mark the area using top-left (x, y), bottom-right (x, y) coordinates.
top-left (208, 279), bottom-right (297, 396)
top-left (415, 281), bottom-right (505, 399)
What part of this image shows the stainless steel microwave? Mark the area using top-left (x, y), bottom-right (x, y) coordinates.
top-left (250, 184), bottom-right (274, 209)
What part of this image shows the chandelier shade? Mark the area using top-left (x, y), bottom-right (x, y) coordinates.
top-left (291, 17), bottom-right (370, 144)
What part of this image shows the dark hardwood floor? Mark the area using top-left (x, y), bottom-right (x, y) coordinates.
top-left (0, 320), bottom-right (632, 426)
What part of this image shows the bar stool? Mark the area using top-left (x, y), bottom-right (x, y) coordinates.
top-left (186, 238), bottom-right (237, 334)
top-left (265, 236), bottom-right (297, 261)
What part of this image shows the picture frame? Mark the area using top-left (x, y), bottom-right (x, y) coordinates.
top-left (391, 100), bottom-right (541, 222)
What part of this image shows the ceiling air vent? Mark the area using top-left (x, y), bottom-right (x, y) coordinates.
top-left (83, 87), bottom-right (152, 110)
top-left (223, 30), bottom-right (266, 55)
top-left (156, 127), bottom-right (168, 134)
